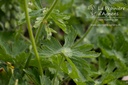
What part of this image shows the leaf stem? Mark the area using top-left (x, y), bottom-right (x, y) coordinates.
top-left (53, 56), bottom-right (64, 85)
top-left (72, 17), bottom-right (97, 48)
top-left (24, 0), bottom-right (43, 76)
top-left (72, 2), bottom-right (104, 48)
top-left (35, 0), bottom-right (59, 43)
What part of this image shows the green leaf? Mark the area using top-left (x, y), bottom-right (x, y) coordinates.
top-left (72, 44), bottom-right (100, 58)
top-left (114, 80), bottom-right (127, 85)
top-left (29, 9), bottom-right (43, 18)
top-left (72, 44), bottom-right (93, 52)
top-left (71, 57), bottom-right (91, 80)
top-left (101, 48), bottom-right (126, 68)
top-left (51, 77), bottom-right (59, 85)
top-left (14, 53), bottom-right (30, 68)
top-left (23, 69), bottom-right (40, 85)
top-left (34, 17), bottom-right (44, 28)
top-left (98, 56), bottom-right (108, 73)
top-left (29, 57), bottom-right (53, 69)
top-left (106, 59), bottom-right (116, 73)
top-left (119, 41), bottom-right (128, 54)
top-left (101, 73), bottom-right (115, 84)
top-left (34, 9), bottom-right (70, 33)
top-left (73, 50), bottom-right (100, 58)
top-left (39, 37), bottom-right (62, 57)
top-left (0, 31), bottom-right (28, 57)
top-left (39, 37), bottom-right (100, 59)
top-left (42, 37), bottom-right (62, 51)
top-left (40, 75), bottom-right (52, 85)
top-left (61, 47), bottom-right (72, 57)
top-left (50, 9), bottom-right (70, 33)
top-left (45, 24), bottom-right (57, 39)
top-left (33, 8), bottom-right (48, 28)
top-left (113, 31), bottom-right (125, 51)
top-left (98, 34), bottom-right (113, 50)
top-left (0, 48), bottom-right (13, 62)
top-left (101, 68), bottom-right (128, 84)
top-left (63, 55), bottom-right (86, 85)
top-left (64, 26), bottom-right (77, 47)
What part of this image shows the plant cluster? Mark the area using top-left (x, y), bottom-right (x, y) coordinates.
top-left (0, 0), bottom-right (128, 85)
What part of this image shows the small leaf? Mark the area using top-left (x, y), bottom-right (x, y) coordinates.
top-left (34, 17), bottom-right (43, 28)
top-left (50, 9), bottom-right (70, 33)
top-left (33, 8), bottom-right (49, 28)
top-left (29, 9), bottom-right (43, 18)
top-left (45, 24), bottom-right (57, 39)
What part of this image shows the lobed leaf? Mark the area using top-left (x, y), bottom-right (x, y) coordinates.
top-left (0, 31), bottom-right (28, 57)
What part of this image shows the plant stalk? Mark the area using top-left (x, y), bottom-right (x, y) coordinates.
top-left (24, 0), bottom-right (43, 76)
top-left (35, 0), bottom-right (59, 43)
top-left (72, 2), bottom-right (104, 48)
top-left (72, 17), bottom-right (97, 48)
top-left (53, 56), bottom-right (64, 85)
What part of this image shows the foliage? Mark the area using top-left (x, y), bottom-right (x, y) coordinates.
top-left (0, 0), bottom-right (128, 85)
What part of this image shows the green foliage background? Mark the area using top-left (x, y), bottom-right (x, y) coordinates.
top-left (0, 0), bottom-right (128, 85)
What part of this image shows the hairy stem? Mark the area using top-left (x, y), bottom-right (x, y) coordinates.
top-left (72, 2), bottom-right (104, 48)
top-left (53, 56), bottom-right (64, 85)
top-left (24, 0), bottom-right (43, 76)
top-left (35, 0), bottom-right (59, 43)
top-left (72, 18), bottom-right (97, 48)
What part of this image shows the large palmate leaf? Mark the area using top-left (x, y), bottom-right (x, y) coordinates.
top-left (39, 27), bottom-right (100, 58)
top-left (40, 40), bottom-right (100, 58)
top-left (38, 27), bottom-right (100, 85)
